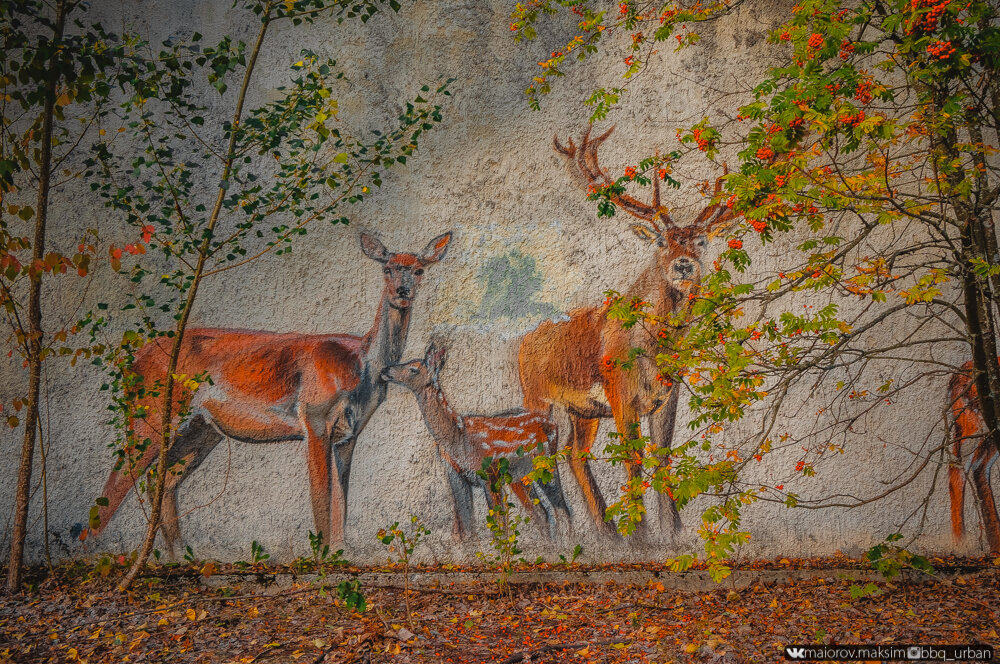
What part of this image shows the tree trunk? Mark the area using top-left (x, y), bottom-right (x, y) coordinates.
top-left (6, 0), bottom-right (66, 593)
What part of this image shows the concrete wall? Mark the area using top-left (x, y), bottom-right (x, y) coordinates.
top-left (0, 0), bottom-right (986, 564)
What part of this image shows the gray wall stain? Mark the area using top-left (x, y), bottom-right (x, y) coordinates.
top-left (474, 251), bottom-right (558, 322)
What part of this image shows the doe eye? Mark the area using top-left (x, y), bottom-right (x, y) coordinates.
top-left (383, 267), bottom-right (391, 274)
top-left (414, 268), bottom-right (424, 276)
top-left (410, 367), bottom-right (419, 373)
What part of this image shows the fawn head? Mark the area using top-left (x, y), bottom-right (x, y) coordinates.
top-left (382, 344), bottom-right (447, 391)
top-left (360, 231), bottom-right (452, 310)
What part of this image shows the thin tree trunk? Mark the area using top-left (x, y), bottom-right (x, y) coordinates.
top-left (118, 4), bottom-right (274, 591)
top-left (6, 0), bottom-right (66, 593)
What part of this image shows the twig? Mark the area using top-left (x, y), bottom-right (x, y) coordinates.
top-left (499, 638), bottom-right (632, 664)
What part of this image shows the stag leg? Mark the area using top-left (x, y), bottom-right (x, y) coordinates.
top-left (567, 415), bottom-right (616, 535)
top-left (445, 466), bottom-right (475, 540)
top-left (971, 450), bottom-right (1000, 553)
top-left (604, 372), bottom-right (648, 536)
top-left (649, 390), bottom-right (682, 538)
top-left (160, 415), bottom-right (223, 559)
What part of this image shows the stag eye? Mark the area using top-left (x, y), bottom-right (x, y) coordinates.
top-left (414, 268), bottom-right (424, 276)
top-left (409, 366), bottom-right (419, 374)
top-left (383, 267), bottom-right (391, 274)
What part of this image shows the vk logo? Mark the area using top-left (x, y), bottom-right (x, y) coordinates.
top-left (785, 647), bottom-right (807, 660)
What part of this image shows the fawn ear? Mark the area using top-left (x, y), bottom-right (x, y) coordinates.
top-left (426, 344), bottom-right (447, 377)
top-left (630, 223), bottom-right (660, 245)
top-left (360, 233), bottom-right (390, 263)
top-left (420, 232), bottom-right (452, 265)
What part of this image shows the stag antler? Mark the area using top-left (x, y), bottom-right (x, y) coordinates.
top-left (555, 126), bottom-right (738, 236)
top-left (554, 125), bottom-right (673, 233)
top-left (692, 163), bottom-right (735, 236)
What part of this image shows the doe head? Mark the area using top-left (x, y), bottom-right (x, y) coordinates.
top-left (360, 231), bottom-right (452, 310)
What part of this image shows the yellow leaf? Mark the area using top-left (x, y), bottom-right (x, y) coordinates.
top-left (67, 647), bottom-right (78, 660)
top-left (89, 627), bottom-right (102, 639)
top-left (158, 618), bottom-right (169, 626)
top-left (186, 608), bottom-right (197, 621)
top-left (684, 643), bottom-right (699, 653)
top-left (247, 606), bottom-right (259, 618)
top-left (769, 598), bottom-right (778, 608)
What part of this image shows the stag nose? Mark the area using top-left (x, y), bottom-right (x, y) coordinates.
top-left (396, 286), bottom-right (410, 297)
top-left (674, 259), bottom-right (694, 277)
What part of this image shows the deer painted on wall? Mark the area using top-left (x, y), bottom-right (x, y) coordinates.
top-left (947, 358), bottom-right (1000, 553)
top-left (518, 125), bottom-right (732, 536)
top-left (383, 344), bottom-right (570, 540)
top-left (92, 231), bottom-right (452, 556)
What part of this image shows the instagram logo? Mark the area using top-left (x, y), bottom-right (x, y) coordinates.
top-left (907, 646), bottom-right (922, 660)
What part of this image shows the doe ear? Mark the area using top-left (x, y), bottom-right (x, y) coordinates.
top-left (630, 223), bottom-right (660, 245)
top-left (420, 232), bottom-right (452, 265)
top-left (360, 233), bottom-right (390, 263)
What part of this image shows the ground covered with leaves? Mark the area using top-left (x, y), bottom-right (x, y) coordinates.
top-left (2, 559), bottom-right (996, 663)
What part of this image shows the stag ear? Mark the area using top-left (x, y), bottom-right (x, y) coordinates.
top-left (360, 233), bottom-right (390, 263)
top-left (630, 223), bottom-right (660, 245)
top-left (420, 232), bottom-right (452, 264)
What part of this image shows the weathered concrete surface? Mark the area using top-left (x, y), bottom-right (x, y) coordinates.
top-left (0, 0), bottom-right (987, 564)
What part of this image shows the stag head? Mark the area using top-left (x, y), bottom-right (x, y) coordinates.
top-left (554, 125), bottom-right (733, 289)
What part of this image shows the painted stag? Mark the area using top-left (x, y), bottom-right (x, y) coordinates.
top-left (518, 125), bottom-right (732, 536)
top-left (947, 359), bottom-right (1000, 553)
top-left (384, 344), bottom-right (571, 540)
top-left (92, 231), bottom-right (452, 556)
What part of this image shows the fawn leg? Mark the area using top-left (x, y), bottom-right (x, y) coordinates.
top-left (446, 466), bottom-right (475, 540)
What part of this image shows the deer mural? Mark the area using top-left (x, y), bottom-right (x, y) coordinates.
top-left (947, 358), bottom-right (1000, 553)
top-left (92, 231), bottom-right (452, 556)
top-left (383, 344), bottom-right (570, 540)
top-left (518, 125), bottom-right (733, 536)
